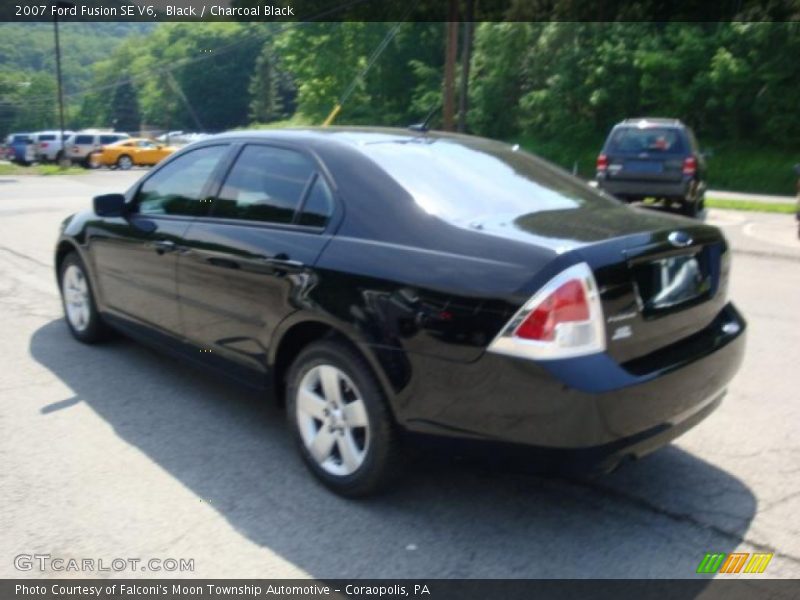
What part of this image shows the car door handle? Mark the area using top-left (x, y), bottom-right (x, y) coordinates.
top-left (260, 254), bottom-right (304, 269)
top-left (207, 257), bottom-right (240, 270)
top-left (153, 239), bottom-right (177, 254)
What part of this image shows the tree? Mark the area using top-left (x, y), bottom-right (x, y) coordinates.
top-left (248, 40), bottom-right (296, 124)
top-left (109, 80), bottom-right (141, 133)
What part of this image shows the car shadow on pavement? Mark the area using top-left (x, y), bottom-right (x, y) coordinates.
top-left (30, 319), bottom-right (756, 580)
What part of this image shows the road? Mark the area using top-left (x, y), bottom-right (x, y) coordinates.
top-left (0, 171), bottom-right (799, 579)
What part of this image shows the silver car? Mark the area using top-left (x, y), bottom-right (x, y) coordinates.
top-left (64, 131), bottom-right (129, 167)
top-left (31, 130), bottom-right (75, 163)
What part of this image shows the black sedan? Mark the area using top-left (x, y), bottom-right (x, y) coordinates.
top-left (55, 128), bottom-right (746, 496)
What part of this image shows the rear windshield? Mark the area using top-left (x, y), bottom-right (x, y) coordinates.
top-left (357, 136), bottom-right (617, 225)
top-left (39, 134), bottom-right (56, 141)
top-left (607, 127), bottom-right (686, 154)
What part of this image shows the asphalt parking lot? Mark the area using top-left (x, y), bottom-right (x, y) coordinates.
top-left (0, 170), bottom-right (798, 579)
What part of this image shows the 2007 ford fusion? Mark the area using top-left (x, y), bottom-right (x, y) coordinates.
top-left (55, 128), bottom-right (746, 496)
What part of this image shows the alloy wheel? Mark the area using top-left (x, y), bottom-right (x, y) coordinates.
top-left (62, 264), bottom-right (90, 332)
top-left (295, 364), bottom-right (370, 477)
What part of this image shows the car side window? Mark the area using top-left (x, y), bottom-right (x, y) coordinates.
top-left (298, 176), bottom-right (334, 227)
top-left (135, 145), bottom-right (228, 217)
top-left (74, 135), bottom-right (93, 145)
top-left (213, 145), bottom-right (315, 224)
top-left (100, 135), bottom-right (118, 145)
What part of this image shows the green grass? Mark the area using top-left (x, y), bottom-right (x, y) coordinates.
top-left (705, 197), bottom-right (797, 214)
top-left (0, 163), bottom-right (86, 176)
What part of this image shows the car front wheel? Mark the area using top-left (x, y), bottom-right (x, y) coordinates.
top-left (59, 253), bottom-right (112, 343)
top-left (286, 340), bottom-right (402, 497)
top-left (116, 155), bottom-right (133, 170)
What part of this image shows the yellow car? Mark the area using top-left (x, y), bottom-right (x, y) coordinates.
top-left (90, 138), bottom-right (177, 170)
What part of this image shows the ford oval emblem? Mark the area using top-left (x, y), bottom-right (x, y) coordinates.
top-left (668, 230), bottom-right (693, 248)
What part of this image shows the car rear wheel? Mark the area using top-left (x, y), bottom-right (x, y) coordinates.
top-left (116, 155), bottom-right (133, 170)
top-left (286, 340), bottom-right (402, 497)
top-left (59, 253), bottom-right (113, 344)
top-left (681, 183), bottom-right (702, 218)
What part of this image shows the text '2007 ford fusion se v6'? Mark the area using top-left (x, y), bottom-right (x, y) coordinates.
top-left (55, 128), bottom-right (746, 496)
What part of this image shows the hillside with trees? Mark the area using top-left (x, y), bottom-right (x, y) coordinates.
top-left (1, 20), bottom-right (798, 193)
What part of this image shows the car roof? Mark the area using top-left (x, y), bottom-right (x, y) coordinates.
top-left (205, 126), bottom-right (513, 158)
top-left (617, 118), bottom-right (685, 128)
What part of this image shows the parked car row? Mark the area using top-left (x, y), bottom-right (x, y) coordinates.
top-left (1, 128), bottom-right (188, 170)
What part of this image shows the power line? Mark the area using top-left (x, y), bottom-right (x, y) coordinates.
top-left (322, 0), bottom-right (419, 126)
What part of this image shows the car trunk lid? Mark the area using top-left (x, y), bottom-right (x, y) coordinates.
top-left (585, 224), bottom-right (730, 365)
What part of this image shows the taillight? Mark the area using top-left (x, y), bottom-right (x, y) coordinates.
top-left (41, 142), bottom-right (48, 148)
top-left (683, 156), bottom-right (697, 176)
top-left (488, 262), bottom-right (606, 360)
top-left (597, 154), bottom-right (608, 172)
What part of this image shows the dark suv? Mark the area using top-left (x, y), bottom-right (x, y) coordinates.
top-left (596, 118), bottom-right (707, 217)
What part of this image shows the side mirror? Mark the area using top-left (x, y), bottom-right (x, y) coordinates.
top-left (94, 193), bottom-right (127, 217)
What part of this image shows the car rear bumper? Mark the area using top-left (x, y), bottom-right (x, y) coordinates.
top-left (598, 178), bottom-right (693, 200)
top-left (394, 303), bottom-right (745, 471)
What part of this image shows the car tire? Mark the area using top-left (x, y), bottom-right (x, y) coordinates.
top-left (58, 252), bottom-right (114, 344)
top-left (116, 155), bottom-right (133, 170)
top-left (286, 340), bottom-right (402, 497)
top-left (681, 183), bottom-right (701, 218)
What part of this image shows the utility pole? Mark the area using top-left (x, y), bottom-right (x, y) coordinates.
top-left (457, 0), bottom-right (474, 133)
top-left (53, 2), bottom-right (73, 164)
top-left (442, 0), bottom-right (459, 131)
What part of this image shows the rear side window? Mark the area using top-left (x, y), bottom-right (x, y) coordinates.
top-left (74, 135), bottom-right (94, 145)
top-left (360, 136), bottom-right (618, 224)
top-left (213, 145), bottom-right (315, 224)
top-left (607, 127), bottom-right (686, 154)
top-left (298, 176), bottom-right (334, 227)
top-left (136, 145), bottom-right (228, 217)
top-left (100, 135), bottom-right (121, 144)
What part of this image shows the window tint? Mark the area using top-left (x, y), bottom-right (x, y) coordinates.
top-left (213, 145), bottom-right (314, 224)
top-left (608, 127), bottom-right (686, 154)
top-left (298, 176), bottom-right (334, 227)
top-left (358, 135), bottom-right (618, 225)
top-left (136, 145), bottom-right (228, 217)
top-left (74, 135), bottom-right (93, 145)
